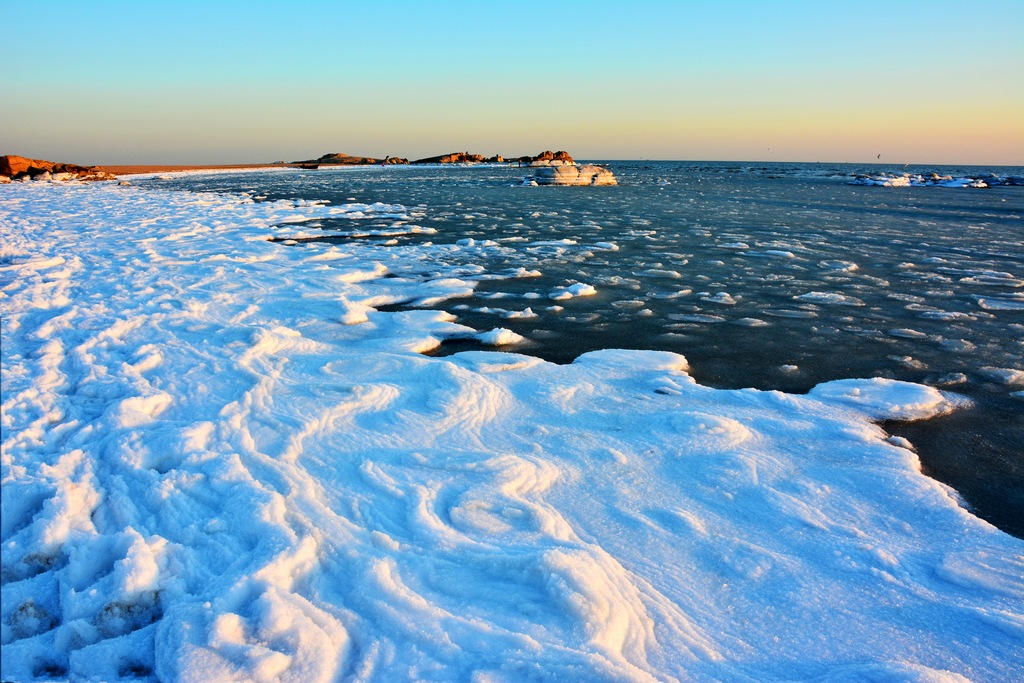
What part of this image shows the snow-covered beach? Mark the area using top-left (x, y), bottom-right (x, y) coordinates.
top-left (2, 177), bottom-right (1023, 681)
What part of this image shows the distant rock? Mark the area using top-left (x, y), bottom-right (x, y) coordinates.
top-left (296, 149), bottom-right (580, 168)
top-left (531, 164), bottom-right (617, 186)
top-left (411, 152), bottom-right (488, 165)
top-left (411, 150), bottom-right (575, 166)
top-left (292, 153), bottom-right (409, 167)
top-left (0, 155), bottom-right (115, 182)
top-left (526, 150), bottom-right (575, 167)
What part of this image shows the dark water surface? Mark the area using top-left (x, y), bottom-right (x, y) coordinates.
top-left (149, 161), bottom-right (1024, 536)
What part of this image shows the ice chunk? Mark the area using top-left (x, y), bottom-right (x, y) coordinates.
top-left (549, 283), bottom-right (597, 300)
top-left (809, 378), bottom-right (956, 421)
top-left (979, 367), bottom-right (1024, 385)
top-left (795, 292), bottom-right (864, 306)
top-left (475, 327), bottom-right (526, 346)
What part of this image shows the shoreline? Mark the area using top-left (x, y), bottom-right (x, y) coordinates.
top-left (94, 163), bottom-right (291, 175)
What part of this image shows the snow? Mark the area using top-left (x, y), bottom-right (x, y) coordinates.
top-left (807, 377), bottom-right (961, 421)
top-left (2, 181), bottom-right (1023, 682)
top-left (548, 282), bottom-right (598, 300)
top-left (474, 327), bottom-right (526, 346)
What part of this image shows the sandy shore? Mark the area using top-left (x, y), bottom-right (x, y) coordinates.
top-left (95, 163), bottom-right (290, 175)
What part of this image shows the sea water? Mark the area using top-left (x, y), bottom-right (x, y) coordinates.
top-left (149, 161), bottom-right (1024, 536)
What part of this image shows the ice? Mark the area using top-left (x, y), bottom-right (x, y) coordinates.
top-left (502, 307), bottom-right (538, 320)
top-left (850, 172), bottom-right (1015, 189)
top-left (818, 260), bottom-right (859, 272)
top-left (475, 328), bottom-right (527, 346)
top-left (2, 181), bottom-right (1022, 681)
top-left (940, 338), bottom-right (975, 352)
top-left (668, 313), bottom-right (728, 323)
top-left (889, 328), bottom-right (929, 339)
top-left (977, 297), bottom-right (1024, 311)
top-left (979, 367), bottom-right (1024, 385)
top-left (808, 378), bottom-right (957, 421)
top-left (794, 291), bottom-right (865, 306)
top-left (699, 292), bottom-right (737, 305)
top-left (744, 249), bottom-right (797, 258)
top-left (548, 282), bottom-right (597, 300)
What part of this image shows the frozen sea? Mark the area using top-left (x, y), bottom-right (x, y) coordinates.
top-left (2, 162), bottom-right (1023, 682)
top-left (161, 161), bottom-right (1024, 537)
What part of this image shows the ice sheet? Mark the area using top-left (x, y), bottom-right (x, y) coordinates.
top-left (2, 181), bottom-right (1022, 682)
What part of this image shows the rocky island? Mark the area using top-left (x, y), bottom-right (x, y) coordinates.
top-left (293, 152), bottom-right (410, 168)
top-left (288, 149), bottom-right (617, 185)
top-left (295, 149), bottom-right (580, 168)
top-left (529, 164), bottom-right (618, 186)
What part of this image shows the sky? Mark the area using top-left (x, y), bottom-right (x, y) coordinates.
top-left (1, 0), bottom-right (1022, 165)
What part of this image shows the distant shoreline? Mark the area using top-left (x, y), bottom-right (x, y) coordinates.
top-left (64, 159), bottom-right (1024, 181)
top-left (95, 163), bottom-right (290, 175)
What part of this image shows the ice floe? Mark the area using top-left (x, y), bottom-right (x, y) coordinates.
top-left (548, 282), bottom-right (598, 300)
top-left (851, 172), bottom-right (1024, 188)
top-left (794, 291), bottom-right (865, 306)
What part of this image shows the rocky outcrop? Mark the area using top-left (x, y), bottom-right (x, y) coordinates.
top-left (411, 152), bottom-right (488, 165)
top-left (291, 148), bottom-right (611, 185)
top-left (318, 153), bottom-right (378, 165)
top-left (0, 155), bottom-right (115, 182)
top-left (531, 164), bottom-right (617, 186)
top-left (292, 153), bottom-right (410, 167)
top-left (525, 150), bottom-right (575, 166)
top-left (411, 150), bottom-right (573, 166)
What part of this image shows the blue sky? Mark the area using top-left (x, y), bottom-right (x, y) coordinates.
top-left (2, 0), bottom-right (1021, 164)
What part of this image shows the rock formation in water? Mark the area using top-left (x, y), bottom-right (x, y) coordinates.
top-left (531, 164), bottom-right (617, 186)
top-left (0, 155), bottom-right (116, 182)
top-left (412, 150), bottom-right (574, 166)
top-left (411, 152), bottom-right (488, 164)
top-left (293, 150), bottom-right (577, 168)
